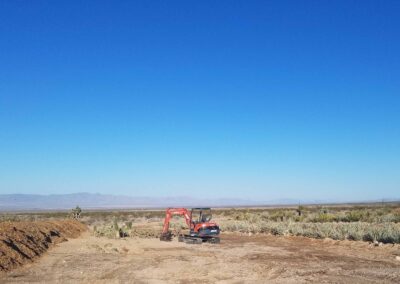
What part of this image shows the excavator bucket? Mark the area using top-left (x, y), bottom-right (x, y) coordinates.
top-left (160, 231), bottom-right (173, 241)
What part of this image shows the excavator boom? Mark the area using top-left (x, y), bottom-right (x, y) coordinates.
top-left (161, 208), bottom-right (193, 234)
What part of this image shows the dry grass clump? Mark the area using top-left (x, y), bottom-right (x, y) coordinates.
top-left (93, 218), bottom-right (132, 238)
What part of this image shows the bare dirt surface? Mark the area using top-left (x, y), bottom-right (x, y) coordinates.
top-left (2, 233), bottom-right (400, 283)
top-left (0, 220), bottom-right (86, 272)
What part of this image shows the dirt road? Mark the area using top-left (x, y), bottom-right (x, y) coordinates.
top-left (2, 233), bottom-right (400, 283)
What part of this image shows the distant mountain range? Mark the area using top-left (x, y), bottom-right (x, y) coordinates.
top-left (0, 193), bottom-right (267, 211)
top-left (0, 193), bottom-right (398, 211)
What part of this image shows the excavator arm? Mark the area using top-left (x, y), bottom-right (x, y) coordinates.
top-left (160, 208), bottom-right (193, 240)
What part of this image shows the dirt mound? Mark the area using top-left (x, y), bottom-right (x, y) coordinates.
top-left (0, 220), bottom-right (86, 272)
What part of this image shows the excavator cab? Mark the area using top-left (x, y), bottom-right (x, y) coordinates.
top-left (191, 208), bottom-right (212, 224)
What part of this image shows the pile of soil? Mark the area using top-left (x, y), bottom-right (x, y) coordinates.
top-left (0, 220), bottom-right (86, 272)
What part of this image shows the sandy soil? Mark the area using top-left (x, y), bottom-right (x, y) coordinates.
top-left (2, 233), bottom-right (400, 283)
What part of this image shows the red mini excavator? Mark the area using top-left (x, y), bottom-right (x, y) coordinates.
top-left (160, 208), bottom-right (220, 244)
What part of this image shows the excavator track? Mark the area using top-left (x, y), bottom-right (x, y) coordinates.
top-left (183, 237), bottom-right (203, 244)
top-left (178, 234), bottom-right (220, 244)
top-left (178, 234), bottom-right (202, 244)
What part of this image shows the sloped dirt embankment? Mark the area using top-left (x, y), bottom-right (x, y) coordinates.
top-left (0, 220), bottom-right (86, 272)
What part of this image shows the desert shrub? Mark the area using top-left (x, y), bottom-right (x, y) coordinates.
top-left (392, 208), bottom-right (400, 215)
top-left (233, 212), bottom-right (247, 221)
top-left (263, 223), bottom-right (286, 235)
top-left (94, 219), bottom-right (132, 238)
top-left (362, 223), bottom-right (400, 243)
top-left (221, 220), bottom-right (261, 234)
top-left (245, 212), bottom-right (262, 223)
top-left (324, 224), bottom-right (344, 240)
top-left (219, 219), bottom-right (400, 244)
top-left (269, 211), bottom-right (285, 222)
top-left (319, 207), bottom-right (329, 214)
top-left (375, 207), bottom-right (392, 218)
top-left (296, 205), bottom-right (305, 216)
top-left (343, 223), bottom-right (363, 241)
top-left (327, 210), bottom-right (369, 222)
top-left (309, 213), bottom-right (337, 223)
top-left (112, 218), bottom-right (120, 232)
top-left (393, 208), bottom-right (400, 223)
top-left (259, 211), bottom-right (270, 221)
top-left (379, 214), bottom-right (399, 223)
top-left (94, 224), bottom-right (120, 238)
top-left (269, 210), bottom-right (296, 222)
top-left (375, 208), bottom-right (400, 223)
top-left (296, 223), bottom-right (325, 239)
top-left (125, 221), bottom-right (132, 229)
top-left (294, 215), bottom-right (305, 222)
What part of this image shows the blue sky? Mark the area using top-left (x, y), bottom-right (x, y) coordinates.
top-left (0, 1), bottom-right (399, 201)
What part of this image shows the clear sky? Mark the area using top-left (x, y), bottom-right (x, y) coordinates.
top-left (0, 1), bottom-right (399, 202)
